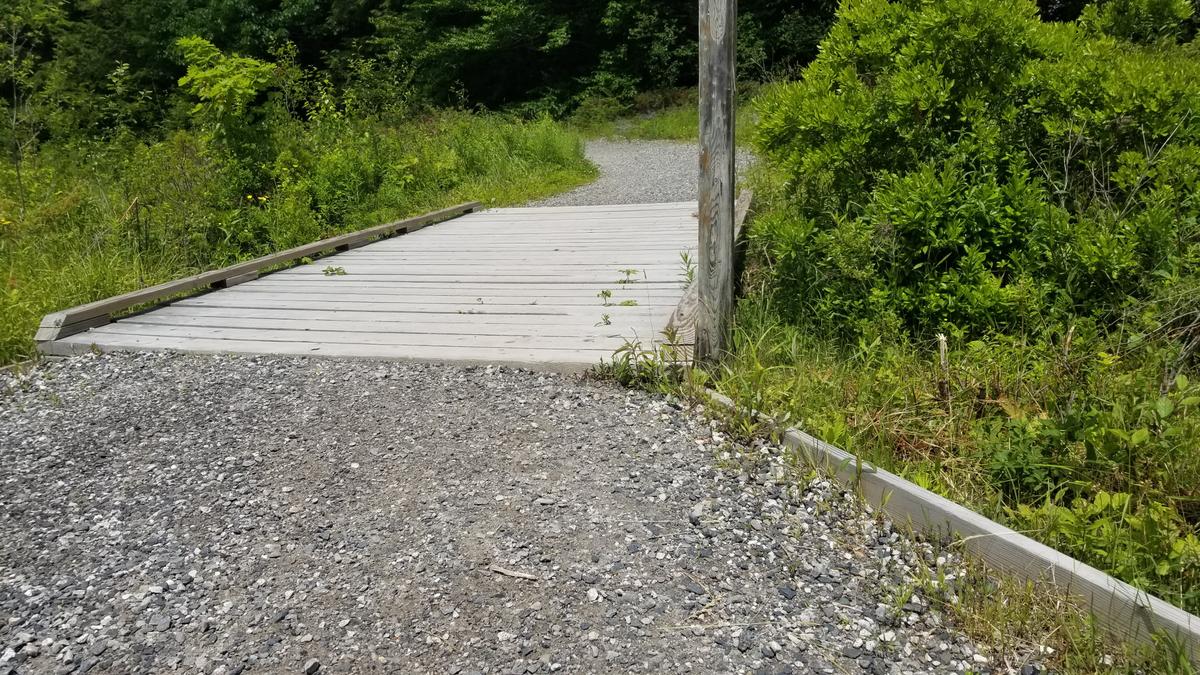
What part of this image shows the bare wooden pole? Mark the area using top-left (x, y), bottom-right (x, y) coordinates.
top-left (696, 0), bottom-right (736, 363)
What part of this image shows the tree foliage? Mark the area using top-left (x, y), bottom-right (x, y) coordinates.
top-left (0, 0), bottom-right (841, 145)
top-left (177, 36), bottom-right (275, 138)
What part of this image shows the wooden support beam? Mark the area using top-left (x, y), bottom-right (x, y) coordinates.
top-left (696, 0), bottom-right (737, 363)
top-left (666, 189), bottom-right (752, 350)
top-left (35, 202), bottom-right (479, 344)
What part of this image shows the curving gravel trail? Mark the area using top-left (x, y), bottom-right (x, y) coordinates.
top-left (531, 139), bottom-right (753, 207)
top-left (0, 141), bottom-right (989, 675)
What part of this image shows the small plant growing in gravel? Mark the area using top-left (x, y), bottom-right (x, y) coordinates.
top-left (323, 265), bottom-right (347, 276)
top-left (618, 299), bottom-right (639, 307)
top-left (597, 289), bottom-right (613, 306)
top-left (596, 313), bottom-right (612, 326)
top-left (596, 326), bottom-right (705, 393)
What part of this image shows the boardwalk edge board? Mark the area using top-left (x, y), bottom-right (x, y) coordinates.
top-left (705, 389), bottom-right (1200, 662)
top-left (35, 202), bottom-right (480, 345)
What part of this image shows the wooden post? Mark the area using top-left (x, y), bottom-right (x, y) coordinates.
top-left (697, 0), bottom-right (736, 363)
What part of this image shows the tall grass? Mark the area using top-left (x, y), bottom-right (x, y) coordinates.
top-left (0, 112), bottom-right (595, 364)
top-left (570, 86), bottom-right (761, 144)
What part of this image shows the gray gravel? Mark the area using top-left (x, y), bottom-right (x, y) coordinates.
top-left (0, 141), bottom-right (1015, 674)
top-left (0, 353), bottom-right (1000, 674)
top-left (531, 140), bottom-right (753, 207)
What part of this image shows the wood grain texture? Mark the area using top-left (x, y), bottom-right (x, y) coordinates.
top-left (696, 0), bottom-right (737, 363)
top-left (35, 202), bottom-right (479, 341)
top-left (41, 334), bottom-right (621, 374)
top-left (667, 189), bottom-right (752, 348)
top-left (118, 313), bottom-right (644, 338)
top-left (139, 305), bottom-right (670, 328)
top-left (39, 202), bottom-right (698, 371)
top-left (705, 390), bottom-right (1200, 662)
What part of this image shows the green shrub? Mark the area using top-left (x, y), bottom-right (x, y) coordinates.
top-left (754, 0), bottom-right (1200, 338)
top-left (743, 0), bottom-right (1200, 619)
top-left (1084, 0), bottom-right (1196, 43)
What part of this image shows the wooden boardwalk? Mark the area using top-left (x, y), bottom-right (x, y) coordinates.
top-left (40, 202), bottom-right (696, 372)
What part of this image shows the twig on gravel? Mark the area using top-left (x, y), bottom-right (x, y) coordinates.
top-left (683, 573), bottom-right (723, 624)
top-left (489, 564), bottom-right (538, 581)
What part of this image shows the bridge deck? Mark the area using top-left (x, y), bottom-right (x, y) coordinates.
top-left (43, 202), bottom-right (696, 372)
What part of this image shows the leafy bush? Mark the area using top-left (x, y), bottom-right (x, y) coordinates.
top-left (744, 0), bottom-right (1200, 618)
top-left (755, 0), bottom-right (1200, 338)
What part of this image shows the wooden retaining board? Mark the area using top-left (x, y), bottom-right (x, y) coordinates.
top-left (700, 391), bottom-right (1200, 661)
top-left (41, 202), bottom-right (698, 372)
top-left (708, 388), bottom-right (1200, 661)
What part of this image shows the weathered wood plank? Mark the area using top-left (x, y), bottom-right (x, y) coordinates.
top-left (331, 252), bottom-right (686, 260)
top-left (36, 202), bottom-right (479, 342)
top-left (118, 314), bottom-right (650, 337)
top-left (343, 242), bottom-right (696, 251)
top-left (142, 305), bottom-right (666, 328)
top-left (468, 202), bottom-right (693, 215)
top-left (696, 0), bottom-right (737, 363)
top-left (275, 263), bottom-right (683, 271)
top-left (39, 201), bottom-right (697, 370)
top-left (271, 272), bottom-right (685, 283)
top-left (273, 271), bottom-right (683, 282)
top-left (171, 295), bottom-right (672, 317)
top-left (212, 290), bottom-right (682, 308)
top-left (84, 322), bottom-right (634, 350)
top-left (33, 313), bottom-right (111, 342)
top-left (43, 334), bottom-right (625, 374)
top-left (411, 217), bottom-right (693, 226)
top-left (239, 280), bottom-right (684, 293)
top-left (234, 283), bottom-right (685, 299)
top-left (332, 252), bottom-right (685, 260)
top-left (409, 225), bottom-right (694, 234)
top-left (212, 271), bottom-right (259, 289)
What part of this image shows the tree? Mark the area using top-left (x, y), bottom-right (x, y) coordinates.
top-left (176, 36), bottom-right (275, 140)
top-left (1, 0), bottom-right (63, 219)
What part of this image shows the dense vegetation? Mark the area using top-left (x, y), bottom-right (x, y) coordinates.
top-left (2, 0), bottom-right (838, 134)
top-left (738, 0), bottom-right (1200, 629)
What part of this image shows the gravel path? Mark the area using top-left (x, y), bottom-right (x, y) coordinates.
top-left (531, 140), bottom-right (753, 206)
top-left (1, 354), bottom-right (987, 675)
top-left (0, 140), bottom-right (991, 675)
